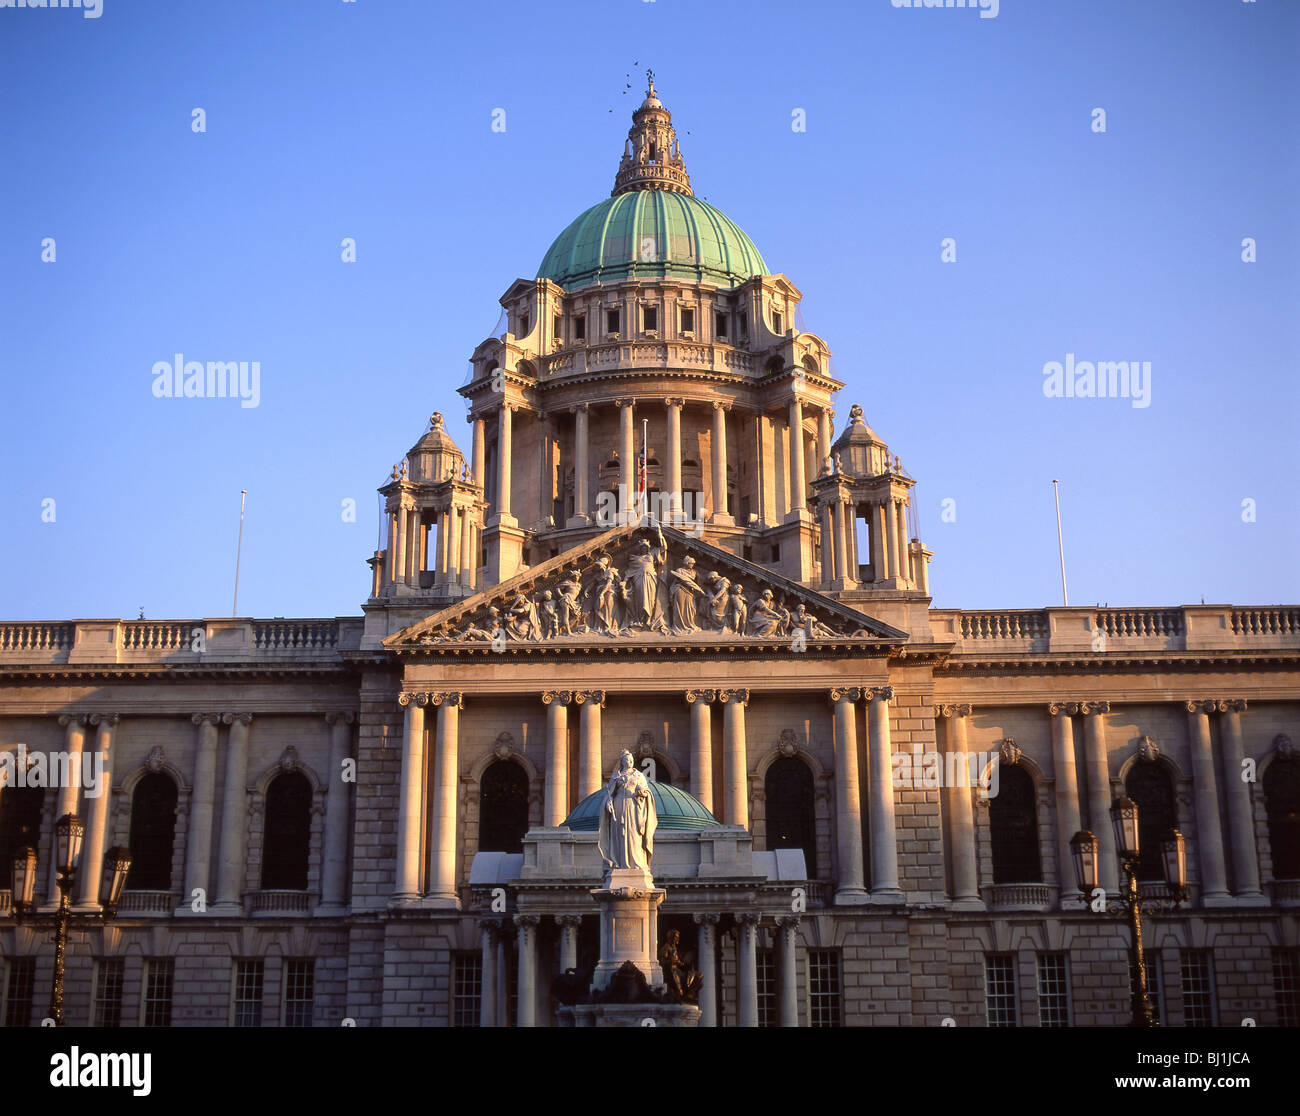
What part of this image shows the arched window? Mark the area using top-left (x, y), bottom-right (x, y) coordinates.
top-left (479, 761), bottom-right (529, 854)
top-left (0, 785), bottom-right (44, 870)
top-left (1264, 758), bottom-right (1300, 880)
top-left (989, 766), bottom-right (1041, 883)
top-left (262, 772), bottom-right (312, 890)
top-left (1125, 763), bottom-right (1177, 882)
top-left (126, 773), bottom-right (178, 890)
top-left (764, 758), bottom-right (816, 879)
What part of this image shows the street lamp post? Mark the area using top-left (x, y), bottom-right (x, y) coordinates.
top-left (1071, 797), bottom-right (1186, 1028)
top-left (10, 812), bottom-right (132, 1027)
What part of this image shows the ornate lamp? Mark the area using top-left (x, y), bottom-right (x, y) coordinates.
top-left (54, 814), bottom-right (84, 879)
top-left (1161, 828), bottom-right (1187, 898)
top-left (100, 847), bottom-right (133, 915)
top-left (11, 846), bottom-right (38, 913)
top-left (1070, 829), bottom-right (1100, 895)
top-left (1110, 796), bottom-right (1140, 862)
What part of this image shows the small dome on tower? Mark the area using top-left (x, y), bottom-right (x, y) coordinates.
top-left (832, 403), bottom-right (890, 478)
top-left (407, 412), bottom-right (466, 483)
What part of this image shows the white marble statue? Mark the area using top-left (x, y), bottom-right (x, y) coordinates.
top-left (597, 750), bottom-right (658, 873)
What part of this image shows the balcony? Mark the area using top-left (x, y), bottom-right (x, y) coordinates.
top-left (118, 889), bottom-right (178, 916)
top-left (249, 890), bottom-right (315, 916)
top-left (987, 883), bottom-right (1052, 912)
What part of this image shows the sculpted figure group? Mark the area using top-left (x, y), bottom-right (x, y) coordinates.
top-left (424, 527), bottom-right (844, 644)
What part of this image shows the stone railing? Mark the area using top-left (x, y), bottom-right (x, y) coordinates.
top-left (0, 617), bottom-right (363, 667)
top-left (930, 605), bottom-right (1300, 655)
top-left (249, 890), bottom-right (315, 916)
top-left (1271, 879), bottom-right (1300, 906)
top-left (118, 889), bottom-right (179, 915)
top-left (987, 883), bottom-right (1052, 911)
top-left (541, 339), bottom-right (756, 379)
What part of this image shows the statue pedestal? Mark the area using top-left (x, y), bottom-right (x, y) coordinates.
top-left (559, 1003), bottom-right (701, 1028)
top-left (590, 867), bottom-right (665, 992)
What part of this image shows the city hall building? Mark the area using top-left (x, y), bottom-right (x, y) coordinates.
top-left (1, 80), bottom-right (1297, 1028)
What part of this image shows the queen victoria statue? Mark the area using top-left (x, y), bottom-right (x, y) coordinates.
top-left (597, 750), bottom-right (658, 875)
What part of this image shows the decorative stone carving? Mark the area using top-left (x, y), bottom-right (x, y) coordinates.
top-left (635, 731), bottom-right (655, 758)
top-left (493, 732), bottom-right (515, 761)
top-left (598, 750), bottom-right (656, 872)
top-left (778, 729), bottom-right (798, 758)
top-left (279, 745), bottom-right (300, 773)
top-left (1136, 735), bottom-right (1160, 763)
top-left (1276, 734), bottom-right (1295, 760)
top-left (408, 527), bottom-right (865, 646)
top-left (145, 745), bottom-right (166, 773)
top-left (997, 738), bottom-right (1022, 767)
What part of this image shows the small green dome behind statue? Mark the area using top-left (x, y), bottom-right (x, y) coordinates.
top-left (537, 190), bottom-right (768, 293)
top-left (564, 779), bottom-right (720, 832)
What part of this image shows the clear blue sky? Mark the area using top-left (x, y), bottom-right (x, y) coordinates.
top-left (1, 0), bottom-right (1295, 621)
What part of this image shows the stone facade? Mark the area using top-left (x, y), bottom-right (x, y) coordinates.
top-left (1, 81), bottom-right (1297, 1028)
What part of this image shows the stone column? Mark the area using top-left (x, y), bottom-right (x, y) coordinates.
top-left (686, 690), bottom-right (715, 814)
top-left (496, 403), bottom-right (513, 520)
top-left (938, 704), bottom-right (980, 907)
top-left (1219, 699), bottom-right (1262, 899)
top-left (418, 518), bottom-right (429, 580)
top-left (394, 693), bottom-right (427, 902)
top-left (818, 502), bottom-right (835, 586)
top-left (867, 687), bottom-right (903, 899)
top-left (480, 920), bottom-right (498, 1027)
top-left (720, 689), bottom-right (749, 828)
top-left (319, 712), bottom-right (354, 913)
top-left (618, 399), bottom-right (634, 521)
top-left (777, 915), bottom-right (800, 1027)
top-left (470, 414), bottom-right (485, 489)
top-left (834, 500), bottom-right (850, 580)
top-left (557, 914), bottom-right (581, 974)
top-left (787, 397), bottom-right (806, 515)
top-left (571, 403), bottom-right (590, 524)
top-left (515, 914), bottom-right (539, 1027)
top-left (1186, 700), bottom-right (1229, 902)
top-left (447, 508), bottom-right (463, 585)
top-left (1082, 702), bottom-right (1118, 896)
top-left (576, 691), bottom-right (605, 800)
top-left (495, 932), bottom-right (509, 1025)
top-left (665, 398), bottom-right (683, 523)
top-left (737, 913), bottom-right (759, 1027)
top-left (212, 713), bottom-right (252, 915)
top-left (897, 500), bottom-right (911, 583)
top-left (394, 505), bottom-right (408, 585)
top-left (74, 714), bottom-right (117, 910)
top-left (694, 913), bottom-right (719, 1027)
top-left (872, 504), bottom-right (890, 580)
top-left (386, 510), bottom-right (399, 584)
top-left (817, 407), bottom-right (832, 466)
top-left (1049, 703), bottom-right (1083, 904)
top-left (846, 503), bottom-right (859, 575)
top-left (183, 712), bottom-right (220, 909)
top-left (428, 693), bottom-right (462, 904)
top-left (711, 402), bottom-right (731, 523)
top-left (543, 691), bottom-right (571, 826)
top-left (435, 510), bottom-right (449, 584)
top-left (830, 689), bottom-right (867, 903)
top-left (458, 507), bottom-right (474, 590)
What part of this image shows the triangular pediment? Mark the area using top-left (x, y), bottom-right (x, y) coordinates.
top-left (384, 523), bottom-right (907, 653)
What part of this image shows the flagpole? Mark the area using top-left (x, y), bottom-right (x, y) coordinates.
top-left (640, 418), bottom-right (648, 522)
top-left (1052, 479), bottom-right (1069, 607)
top-left (233, 489), bottom-right (247, 617)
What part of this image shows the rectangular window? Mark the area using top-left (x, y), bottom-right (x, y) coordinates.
top-left (283, 958), bottom-right (315, 1027)
top-left (1180, 950), bottom-right (1217, 1026)
top-left (715, 311), bottom-right (728, 339)
top-left (1136, 950), bottom-right (1164, 1024)
top-left (452, 952), bottom-right (482, 1027)
top-left (4, 958), bottom-right (35, 1027)
top-left (679, 307), bottom-right (695, 334)
top-left (772, 311), bottom-right (783, 334)
top-left (520, 312), bottom-right (530, 335)
top-left (232, 959), bottom-right (264, 1028)
top-left (807, 949), bottom-right (841, 1028)
top-left (574, 313), bottom-right (586, 340)
top-left (553, 315), bottom-right (562, 341)
top-left (756, 948), bottom-right (777, 1028)
top-left (605, 308), bottom-right (619, 335)
top-left (985, 954), bottom-right (1018, 1027)
top-left (739, 312), bottom-right (748, 336)
top-left (141, 959), bottom-right (174, 1028)
top-left (1036, 953), bottom-right (1070, 1027)
top-left (1272, 948), bottom-right (1299, 1027)
top-left (93, 959), bottom-right (124, 1028)
top-left (643, 306), bottom-right (658, 333)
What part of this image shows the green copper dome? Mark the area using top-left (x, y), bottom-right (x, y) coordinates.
top-left (563, 780), bottom-right (721, 832)
top-left (537, 190), bottom-right (769, 292)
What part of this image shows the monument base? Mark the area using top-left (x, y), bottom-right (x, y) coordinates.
top-left (558, 1003), bottom-right (701, 1028)
top-left (590, 867), bottom-right (665, 992)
